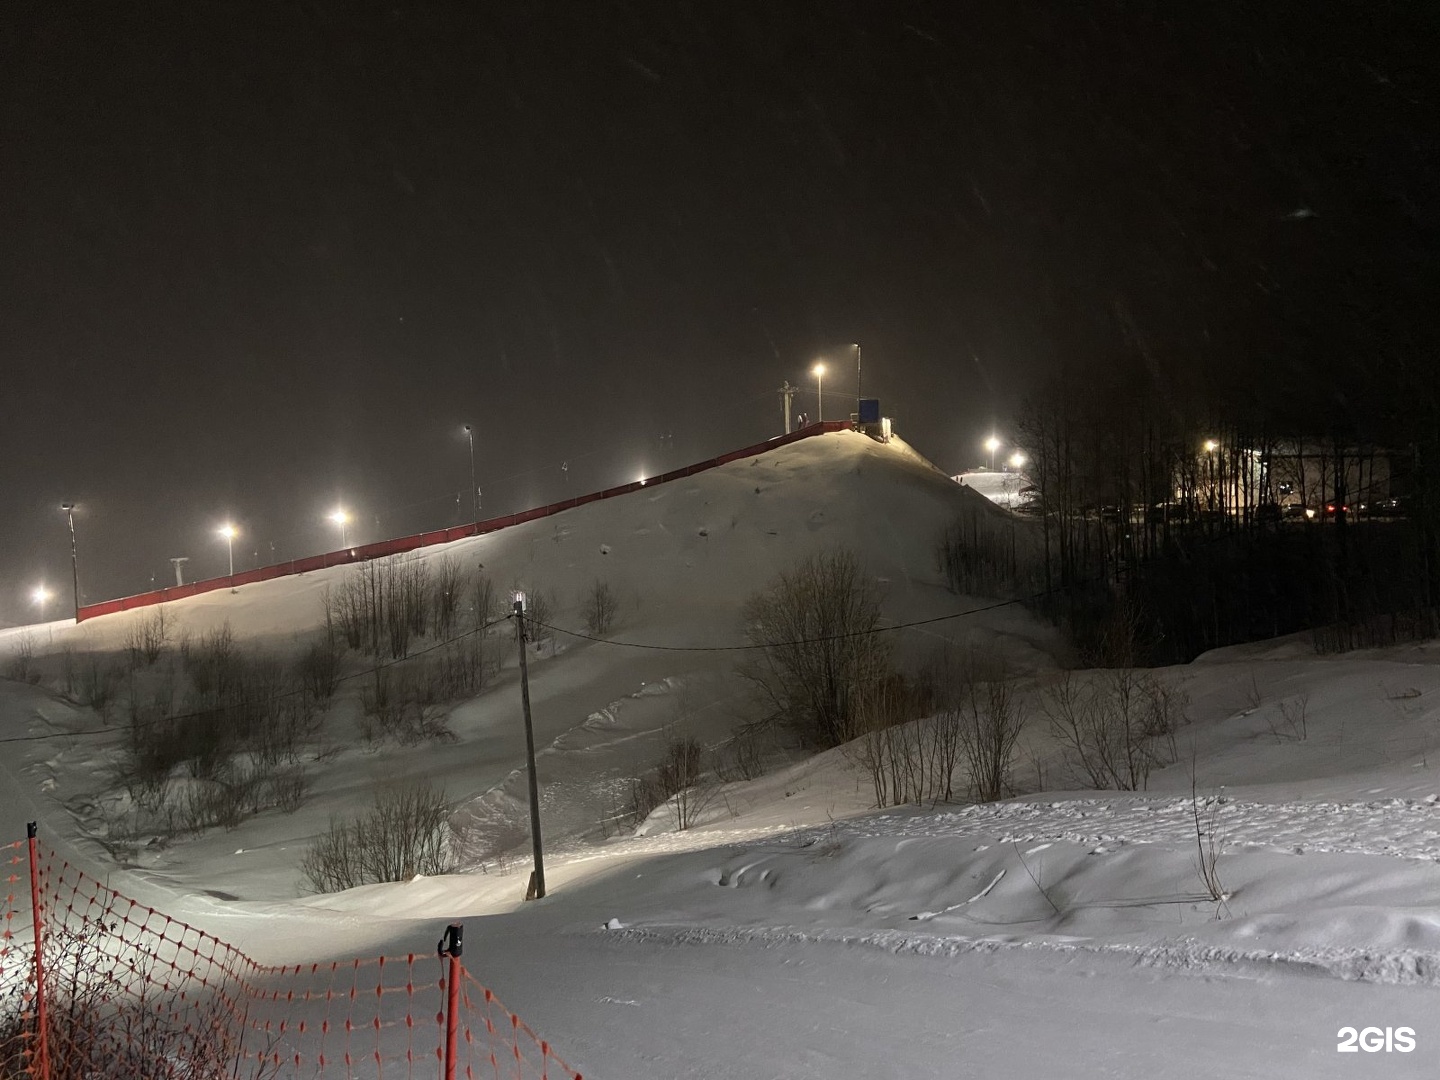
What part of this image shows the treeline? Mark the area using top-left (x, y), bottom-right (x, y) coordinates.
top-left (1015, 350), bottom-right (1440, 662)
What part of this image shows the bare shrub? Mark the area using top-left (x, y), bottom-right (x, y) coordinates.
top-left (358, 668), bottom-right (455, 745)
top-left (1042, 670), bottom-right (1187, 791)
top-left (740, 549), bottom-right (890, 748)
top-left (471, 569), bottom-right (498, 629)
top-left (297, 635), bottom-right (343, 704)
top-left (1191, 775), bottom-right (1228, 910)
top-left (182, 622), bottom-right (239, 698)
top-left (123, 607), bottom-right (172, 668)
top-left (0, 913), bottom-right (264, 1079)
top-left (77, 656), bottom-right (124, 719)
top-left (519, 587), bottom-right (555, 644)
top-left (657, 736), bottom-right (704, 829)
top-left (582, 579), bottom-right (619, 636)
top-left (266, 766), bottom-right (309, 812)
top-left (627, 735), bottom-right (715, 831)
top-left (60, 644), bottom-right (78, 697)
top-left (713, 721), bottom-right (768, 782)
top-left (1280, 693), bottom-right (1309, 740)
top-left (848, 675), bottom-right (951, 807)
top-left (431, 556), bottom-right (465, 639)
top-left (301, 780), bottom-right (454, 892)
top-left (948, 654), bottom-right (1025, 802)
top-left (4, 631), bottom-right (40, 684)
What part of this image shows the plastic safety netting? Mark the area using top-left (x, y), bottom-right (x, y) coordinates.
top-left (0, 833), bottom-right (581, 1079)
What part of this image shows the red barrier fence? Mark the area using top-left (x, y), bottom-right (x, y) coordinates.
top-left (77, 421), bottom-right (852, 624)
top-left (0, 827), bottom-right (583, 1079)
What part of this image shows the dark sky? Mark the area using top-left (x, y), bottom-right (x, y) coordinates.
top-left (2, 1), bottom-right (1435, 620)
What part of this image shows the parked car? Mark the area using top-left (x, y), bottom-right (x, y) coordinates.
top-left (1359, 496), bottom-right (1410, 519)
top-left (1254, 502), bottom-right (1282, 525)
top-left (1145, 501), bottom-right (1194, 525)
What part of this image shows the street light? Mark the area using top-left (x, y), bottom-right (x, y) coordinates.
top-left (1203, 439), bottom-right (1219, 453)
top-left (812, 362), bottom-right (826, 424)
top-left (31, 585), bottom-right (52, 621)
top-left (985, 436), bottom-right (1001, 471)
top-left (59, 502), bottom-right (79, 619)
top-left (329, 508), bottom-right (350, 548)
top-left (854, 342), bottom-right (862, 423)
top-left (463, 424), bottom-right (478, 521)
top-left (1009, 451), bottom-right (1027, 470)
top-left (218, 524), bottom-right (238, 581)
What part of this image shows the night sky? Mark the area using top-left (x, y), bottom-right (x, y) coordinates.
top-left (2, 2), bottom-right (1435, 620)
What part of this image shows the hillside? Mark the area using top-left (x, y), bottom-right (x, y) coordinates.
top-left (0, 430), bottom-right (1055, 899)
top-left (6, 431), bottom-right (1439, 1078)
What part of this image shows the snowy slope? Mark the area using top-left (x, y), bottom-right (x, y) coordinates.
top-left (4, 430), bottom-right (1440, 1077)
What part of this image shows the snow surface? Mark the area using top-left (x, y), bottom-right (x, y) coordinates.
top-left (3, 430), bottom-right (1440, 1077)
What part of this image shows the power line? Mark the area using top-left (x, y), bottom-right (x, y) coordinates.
top-left (4, 502), bottom-right (1333, 745)
top-left (524, 592), bottom-right (1042, 653)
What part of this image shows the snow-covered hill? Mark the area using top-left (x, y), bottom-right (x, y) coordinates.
top-left (4, 429), bottom-right (1440, 1078)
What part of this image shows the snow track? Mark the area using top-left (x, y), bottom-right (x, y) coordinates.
top-left (838, 794), bottom-right (1440, 861)
top-left (613, 923), bottom-right (1440, 987)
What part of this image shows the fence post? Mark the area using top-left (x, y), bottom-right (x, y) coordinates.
top-left (26, 822), bottom-right (50, 1080)
top-left (438, 923), bottom-right (464, 1080)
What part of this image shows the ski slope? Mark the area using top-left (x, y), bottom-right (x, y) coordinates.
top-left (3, 429), bottom-right (1440, 1077)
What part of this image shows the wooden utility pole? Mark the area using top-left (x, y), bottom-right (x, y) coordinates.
top-left (514, 596), bottom-right (546, 900)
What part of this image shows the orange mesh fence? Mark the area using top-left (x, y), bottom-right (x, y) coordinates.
top-left (0, 833), bottom-right (583, 1080)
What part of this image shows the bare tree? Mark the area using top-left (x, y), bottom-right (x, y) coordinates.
top-left (740, 549), bottom-right (890, 748)
top-left (1041, 669), bottom-right (1186, 791)
top-left (951, 654), bottom-right (1026, 802)
top-left (123, 607), bottom-right (172, 668)
top-left (582, 579), bottom-right (619, 636)
top-left (431, 555), bottom-right (465, 639)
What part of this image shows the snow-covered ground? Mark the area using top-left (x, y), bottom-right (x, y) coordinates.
top-left (3, 430), bottom-right (1440, 1077)
top-left (951, 468), bottom-right (1033, 509)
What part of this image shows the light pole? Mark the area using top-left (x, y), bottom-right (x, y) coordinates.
top-left (59, 502), bottom-right (79, 619)
top-left (463, 424), bottom-right (478, 521)
top-left (985, 436), bottom-right (1001, 471)
top-left (854, 342), bottom-right (862, 422)
top-left (218, 524), bottom-right (237, 583)
top-left (812, 362), bottom-right (826, 424)
top-left (31, 585), bottom-right (51, 622)
top-left (329, 508), bottom-right (350, 548)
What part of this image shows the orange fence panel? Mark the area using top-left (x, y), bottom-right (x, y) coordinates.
top-left (1, 830), bottom-right (582, 1080)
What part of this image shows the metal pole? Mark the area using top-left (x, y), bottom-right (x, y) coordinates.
top-left (855, 342), bottom-right (862, 423)
top-left (465, 425), bottom-right (478, 522)
top-left (61, 504), bottom-right (79, 620)
top-left (777, 382), bottom-right (796, 434)
top-left (514, 598), bottom-right (546, 899)
top-left (27, 822), bottom-right (50, 1080)
top-left (438, 923), bottom-right (463, 1080)
top-left (816, 369), bottom-right (824, 424)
